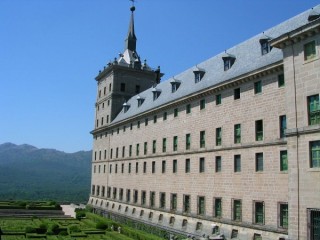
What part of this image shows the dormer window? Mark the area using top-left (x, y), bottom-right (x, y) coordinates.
top-left (152, 88), bottom-right (161, 101)
top-left (260, 38), bottom-right (272, 55)
top-left (123, 102), bottom-right (130, 113)
top-left (137, 96), bottom-right (145, 107)
top-left (170, 78), bottom-right (181, 93)
top-left (222, 53), bottom-right (236, 71)
top-left (193, 68), bottom-right (205, 83)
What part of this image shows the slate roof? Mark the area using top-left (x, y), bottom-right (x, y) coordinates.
top-left (112, 5), bottom-right (320, 124)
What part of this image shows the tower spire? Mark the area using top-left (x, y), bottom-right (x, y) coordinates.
top-left (125, 2), bottom-right (137, 51)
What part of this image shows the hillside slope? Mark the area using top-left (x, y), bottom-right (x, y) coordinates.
top-left (0, 143), bottom-right (92, 203)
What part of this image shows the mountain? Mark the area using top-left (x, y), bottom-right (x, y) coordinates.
top-left (0, 143), bottom-right (92, 203)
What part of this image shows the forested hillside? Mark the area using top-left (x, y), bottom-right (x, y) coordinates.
top-left (0, 143), bottom-right (92, 203)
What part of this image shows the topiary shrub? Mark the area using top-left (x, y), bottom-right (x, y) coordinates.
top-left (37, 223), bottom-right (48, 234)
top-left (96, 222), bottom-right (108, 230)
top-left (25, 227), bottom-right (36, 233)
top-left (59, 230), bottom-right (68, 236)
top-left (49, 224), bottom-right (60, 235)
top-left (69, 225), bottom-right (81, 233)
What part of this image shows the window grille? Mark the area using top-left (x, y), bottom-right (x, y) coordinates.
top-left (308, 209), bottom-right (320, 240)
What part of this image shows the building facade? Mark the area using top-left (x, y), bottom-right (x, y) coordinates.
top-left (89, 5), bottom-right (320, 240)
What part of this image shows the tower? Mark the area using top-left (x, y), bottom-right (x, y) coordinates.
top-left (93, 5), bottom-right (162, 130)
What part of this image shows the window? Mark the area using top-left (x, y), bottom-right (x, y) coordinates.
top-left (198, 196), bottom-right (205, 215)
top-left (256, 153), bottom-right (263, 172)
top-left (163, 112), bottom-right (167, 120)
top-left (149, 212), bottom-right (153, 219)
top-left (173, 136), bottom-right (178, 151)
top-left (171, 80), bottom-right (181, 93)
top-left (101, 186), bottom-right (105, 197)
top-left (109, 164), bottom-right (112, 173)
top-left (143, 162), bottom-right (147, 173)
top-left (152, 89), bottom-right (161, 100)
top-left (116, 148), bottom-right (119, 158)
top-left (128, 163), bottom-right (131, 173)
top-left (120, 83), bottom-right (125, 92)
top-left (110, 149), bottom-right (113, 159)
top-left (109, 83), bottom-right (112, 92)
top-left (130, 123), bottom-right (133, 130)
top-left (141, 191), bottom-right (146, 205)
top-left (196, 222), bottom-right (203, 231)
top-left (231, 229), bottom-right (238, 238)
top-left (126, 189), bottom-right (131, 202)
top-left (200, 99), bottom-right (205, 110)
top-left (185, 159), bottom-right (190, 173)
top-left (144, 142), bottom-right (147, 155)
top-left (183, 195), bottom-right (190, 213)
top-left (194, 71), bottom-right (204, 83)
top-left (280, 115), bottom-right (287, 138)
top-left (234, 124), bottom-right (241, 144)
top-left (160, 192), bottom-right (166, 208)
top-left (136, 143), bottom-right (139, 156)
top-left (278, 73), bottom-right (285, 87)
top-left (254, 81), bottom-right (262, 94)
top-left (135, 162), bottom-right (139, 173)
top-left (150, 191), bottom-right (155, 207)
top-left (103, 87), bottom-right (106, 95)
top-left (122, 146), bottom-right (125, 158)
top-left (145, 118), bottom-right (148, 126)
top-left (158, 214), bottom-right (163, 222)
top-left (137, 121), bottom-right (140, 128)
top-left (308, 95), bottom-right (320, 125)
top-left (135, 85), bottom-right (140, 94)
top-left (162, 138), bottom-right (167, 152)
top-left (91, 185), bottom-right (95, 195)
top-left (169, 217), bottom-right (175, 226)
top-left (278, 203), bottom-right (288, 229)
top-left (200, 131), bottom-right (205, 148)
top-left (113, 187), bottom-right (117, 199)
top-left (233, 199), bottom-right (242, 221)
top-left (171, 194), bottom-right (177, 211)
top-left (307, 208), bottom-right (320, 240)
top-left (182, 219), bottom-right (188, 228)
top-left (152, 161), bottom-right (156, 173)
top-left (223, 56), bottom-right (236, 71)
top-left (216, 94), bottom-right (221, 105)
top-left (255, 120), bottom-right (263, 141)
top-left (260, 39), bottom-right (272, 55)
top-left (115, 164), bottom-right (118, 173)
top-left (186, 133), bottom-right (191, 150)
top-left (153, 115), bottom-right (157, 123)
top-left (137, 97), bottom-right (144, 107)
top-left (310, 141), bottom-right (320, 168)
top-left (215, 156), bottom-right (222, 172)
top-left (173, 159), bottom-right (177, 173)
top-left (280, 150), bottom-right (288, 171)
top-left (253, 234), bottom-right (262, 240)
top-left (254, 201), bottom-right (264, 225)
top-left (162, 160), bottom-right (166, 173)
top-left (304, 41), bottom-right (316, 61)
top-left (123, 125), bottom-right (126, 132)
top-left (152, 140), bottom-right (156, 154)
top-left (234, 88), bottom-right (240, 100)
top-left (234, 155), bottom-right (241, 172)
top-left (119, 188), bottom-right (123, 201)
top-left (199, 157), bottom-right (205, 173)
top-left (186, 104), bottom-right (191, 114)
top-left (129, 145), bottom-right (132, 157)
top-left (121, 163), bottom-right (124, 173)
top-left (214, 198), bottom-right (222, 218)
top-left (216, 127), bottom-right (222, 146)
top-left (133, 190), bottom-right (138, 203)
top-left (174, 108), bottom-right (178, 117)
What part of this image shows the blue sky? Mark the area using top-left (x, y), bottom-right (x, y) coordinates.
top-left (0, 0), bottom-right (319, 153)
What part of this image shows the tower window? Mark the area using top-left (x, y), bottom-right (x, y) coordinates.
top-left (304, 41), bottom-right (316, 61)
top-left (152, 88), bottom-right (161, 100)
top-left (260, 39), bottom-right (272, 55)
top-left (170, 79), bottom-right (181, 93)
top-left (135, 85), bottom-right (140, 94)
top-left (194, 70), bottom-right (205, 83)
top-left (222, 53), bottom-right (236, 71)
top-left (120, 83), bottom-right (126, 92)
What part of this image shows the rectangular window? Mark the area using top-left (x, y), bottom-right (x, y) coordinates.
top-left (121, 163), bottom-right (124, 173)
top-left (115, 164), bottom-right (118, 173)
top-left (116, 148), bottom-right (119, 158)
top-left (130, 123), bottom-right (133, 130)
top-left (113, 187), bottom-right (117, 199)
top-left (171, 193), bottom-right (177, 211)
top-left (120, 83), bottom-right (125, 92)
top-left (128, 163), bottom-right (131, 173)
top-left (122, 146), bottom-right (125, 158)
top-left (278, 203), bottom-right (288, 229)
top-left (200, 99), bottom-right (206, 110)
top-left (254, 81), bottom-right (262, 94)
top-left (144, 142), bottom-right (147, 155)
top-left (174, 108), bottom-right (178, 117)
top-left (185, 158), bottom-right (190, 173)
top-left (173, 159), bottom-right (177, 173)
top-left (234, 88), bottom-right (240, 100)
top-left (162, 160), bottom-right (166, 173)
top-left (186, 133), bottom-right (191, 150)
top-left (143, 161), bottom-right (147, 173)
top-left (173, 136), bottom-right (178, 151)
top-left (129, 145), bottom-right (132, 157)
top-left (145, 118), bottom-right (148, 126)
top-left (163, 112), bottom-right (167, 120)
top-left (137, 121), bottom-right (140, 128)
top-left (141, 191), bottom-right (146, 205)
top-left (280, 150), bottom-right (288, 171)
top-left (214, 198), bottom-right (222, 218)
top-left (255, 120), bottom-right (263, 141)
top-left (199, 157), bottom-right (205, 173)
top-left (233, 199), bottom-right (242, 221)
top-left (307, 208), bottom-right (320, 240)
top-left (254, 201), bottom-right (264, 225)
top-left (216, 127), bottom-right (222, 146)
top-left (278, 73), bottom-right (285, 87)
top-left (200, 131), bottom-right (205, 148)
top-left (107, 187), bottom-right (111, 198)
top-left (160, 192), bottom-right (166, 209)
top-left (234, 155), bottom-right (241, 172)
top-left (152, 161), bottom-right (156, 173)
top-left (215, 156), bottom-right (222, 172)
top-left (255, 153), bottom-right (263, 172)
top-left (183, 195), bottom-right (190, 213)
top-left (135, 162), bottom-right (139, 173)
top-left (119, 188), bottom-right (123, 201)
top-left (304, 41), bottom-right (316, 61)
top-left (153, 115), bottom-right (157, 123)
top-left (136, 143), bottom-right (139, 156)
top-left (135, 85), bottom-right (140, 94)
top-left (162, 138), bottom-right (167, 152)
top-left (152, 140), bottom-right (156, 154)
top-left (126, 189), bottom-right (131, 202)
top-left (308, 95), bottom-right (320, 125)
top-left (234, 124), bottom-right (241, 144)
top-left (186, 104), bottom-right (191, 114)
top-left (310, 141), bottom-right (320, 168)
top-left (150, 191), bottom-right (155, 207)
top-left (279, 115), bottom-right (287, 138)
top-left (133, 190), bottom-right (138, 203)
top-left (198, 196), bottom-right (205, 215)
top-left (110, 148), bottom-right (113, 159)
top-left (216, 94), bottom-right (221, 105)
top-left (109, 164), bottom-right (112, 173)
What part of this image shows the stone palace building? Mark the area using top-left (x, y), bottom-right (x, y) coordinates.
top-left (88, 4), bottom-right (320, 240)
